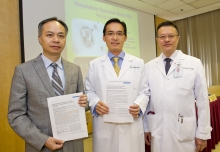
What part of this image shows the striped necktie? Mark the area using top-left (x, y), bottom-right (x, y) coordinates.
top-left (51, 63), bottom-right (64, 96)
top-left (113, 57), bottom-right (120, 77)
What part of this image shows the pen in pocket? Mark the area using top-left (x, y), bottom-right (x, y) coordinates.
top-left (178, 114), bottom-right (184, 123)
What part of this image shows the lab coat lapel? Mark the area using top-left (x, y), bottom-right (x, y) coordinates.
top-left (156, 54), bottom-right (166, 77)
top-left (102, 54), bottom-right (118, 78)
top-left (118, 53), bottom-right (132, 78)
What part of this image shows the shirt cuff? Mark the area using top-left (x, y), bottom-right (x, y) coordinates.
top-left (92, 104), bottom-right (99, 117)
top-left (139, 109), bottom-right (143, 117)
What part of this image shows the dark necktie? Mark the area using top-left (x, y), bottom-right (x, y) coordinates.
top-left (51, 63), bottom-right (64, 96)
top-left (165, 58), bottom-right (172, 75)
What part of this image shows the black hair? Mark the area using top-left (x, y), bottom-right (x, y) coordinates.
top-left (103, 18), bottom-right (127, 36)
top-left (156, 21), bottom-right (179, 36)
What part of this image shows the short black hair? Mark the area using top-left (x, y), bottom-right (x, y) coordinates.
top-left (157, 21), bottom-right (179, 36)
top-left (38, 17), bottom-right (68, 37)
top-left (103, 18), bottom-right (127, 36)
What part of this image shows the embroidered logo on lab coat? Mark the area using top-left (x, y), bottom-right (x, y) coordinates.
top-left (183, 67), bottom-right (194, 70)
top-left (130, 66), bottom-right (140, 68)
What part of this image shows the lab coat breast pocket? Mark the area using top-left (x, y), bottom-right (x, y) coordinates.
top-left (177, 117), bottom-right (196, 141)
top-left (177, 73), bottom-right (195, 95)
top-left (129, 68), bottom-right (141, 90)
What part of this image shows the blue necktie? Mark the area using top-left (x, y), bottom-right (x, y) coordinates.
top-left (165, 58), bottom-right (171, 75)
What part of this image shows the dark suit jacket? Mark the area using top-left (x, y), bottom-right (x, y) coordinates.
top-left (8, 54), bottom-right (87, 152)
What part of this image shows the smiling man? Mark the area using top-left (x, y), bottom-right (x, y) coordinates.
top-left (8, 17), bottom-right (88, 152)
top-left (85, 18), bottom-right (150, 152)
top-left (143, 21), bottom-right (212, 152)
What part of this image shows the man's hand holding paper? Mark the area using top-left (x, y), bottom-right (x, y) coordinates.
top-left (47, 92), bottom-right (88, 141)
top-left (78, 94), bottom-right (88, 107)
top-left (129, 104), bottom-right (140, 118)
top-left (95, 101), bottom-right (109, 115)
top-left (44, 137), bottom-right (65, 151)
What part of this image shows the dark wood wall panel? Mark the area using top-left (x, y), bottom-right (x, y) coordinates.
top-left (0, 0), bottom-right (24, 151)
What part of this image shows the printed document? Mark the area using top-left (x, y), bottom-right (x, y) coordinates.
top-left (47, 92), bottom-right (88, 141)
top-left (103, 81), bottom-right (133, 123)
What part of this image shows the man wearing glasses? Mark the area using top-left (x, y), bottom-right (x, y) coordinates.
top-left (85, 18), bottom-right (150, 152)
top-left (143, 21), bottom-right (211, 152)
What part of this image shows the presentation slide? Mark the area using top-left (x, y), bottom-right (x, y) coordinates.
top-left (65, 0), bottom-right (140, 75)
top-left (21, 0), bottom-right (156, 77)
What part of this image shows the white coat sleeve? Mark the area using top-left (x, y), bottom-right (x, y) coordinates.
top-left (133, 60), bottom-right (150, 114)
top-left (84, 61), bottom-right (100, 115)
top-left (143, 108), bottom-right (150, 132)
top-left (142, 63), bottom-right (151, 132)
top-left (194, 60), bottom-right (212, 139)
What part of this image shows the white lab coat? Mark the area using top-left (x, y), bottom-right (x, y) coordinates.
top-left (85, 52), bottom-right (150, 152)
top-left (143, 50), bottom-right (212, 152)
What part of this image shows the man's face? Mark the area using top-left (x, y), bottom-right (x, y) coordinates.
top-left (103, 22), bottom-right (127, 55)
top-left (156, 26), bottom-right (180, 57)
top-left (38, 21), bottom-right (66, 57)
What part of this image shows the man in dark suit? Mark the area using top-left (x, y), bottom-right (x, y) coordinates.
top-left (8, 17), bottom-right (88, 152)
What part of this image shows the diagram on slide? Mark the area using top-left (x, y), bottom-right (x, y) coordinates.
top-left (72, 18), bottom-right (106, 57)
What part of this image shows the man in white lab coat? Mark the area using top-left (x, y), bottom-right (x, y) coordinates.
top-left (85, 18), bottom-right (150, 152)
top-left (143, 21), bottom-right (212, 152)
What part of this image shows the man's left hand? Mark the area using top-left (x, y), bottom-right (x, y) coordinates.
top-left (195, 138), bottom-right (207, 152)
top-left (129, 104), bottom-right (140, 118)
top-left (78, 94), bottom-right (87, 107)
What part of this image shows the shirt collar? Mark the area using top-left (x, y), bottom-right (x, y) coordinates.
top-left (162, 50), bottom-right (179, 61)
top-left (41, 53), bottom-right (63, 69)
top-left (108, 51), bottom-right (125, 59)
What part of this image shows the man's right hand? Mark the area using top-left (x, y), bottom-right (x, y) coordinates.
top-left (145, 132), bottom-right (151, 145)
top-left (95, 101), bottom-right (109, 115)
top-left (44, 137), bottom-right (64, 151)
